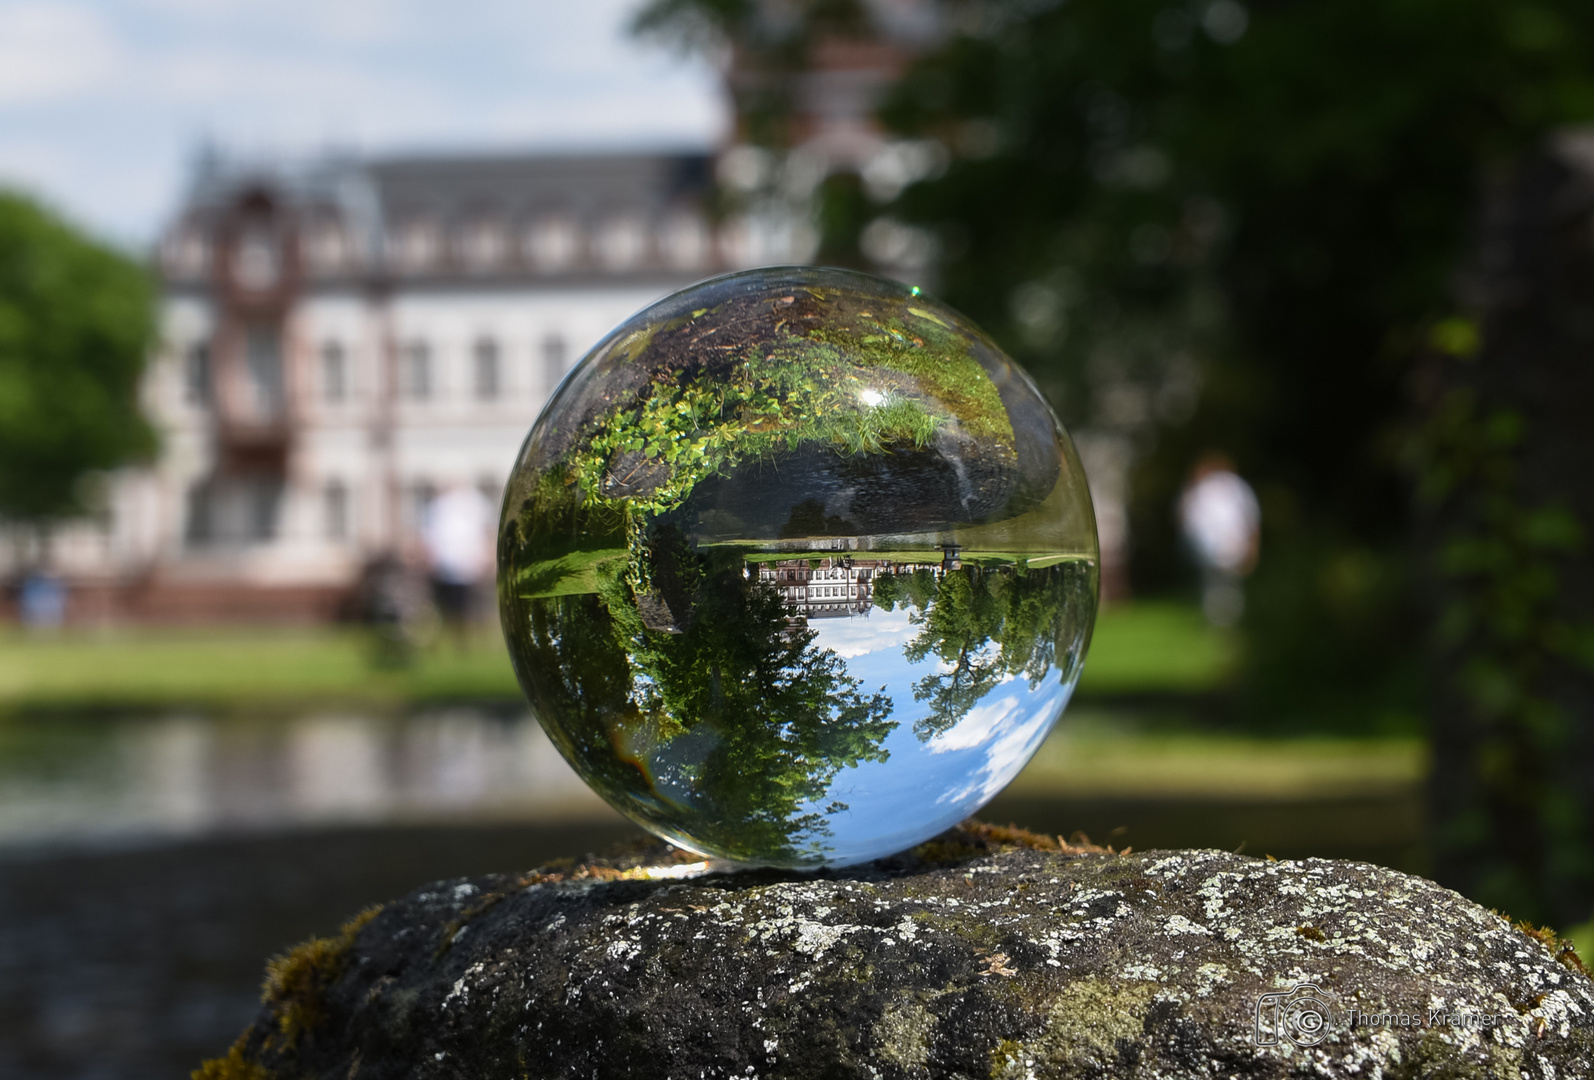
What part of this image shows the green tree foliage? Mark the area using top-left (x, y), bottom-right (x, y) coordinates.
top-left (875, 0), bottom-right (1594, 731)
top-left (0, 192), bottom-right (156, 524)
top-left (635, 0), bottom-right (1594, 732)
top-left (508, 535), bottom-right (895, 865)
top-left (875, 562), bottom-right (1090, 741)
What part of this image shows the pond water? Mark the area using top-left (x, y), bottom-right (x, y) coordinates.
top-left (0, 706), bottom-right (611, 850)
top-left (0, 704), bottom-right (1423, 1080)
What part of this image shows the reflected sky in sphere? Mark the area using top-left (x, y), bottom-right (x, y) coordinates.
top-left (498, 267), bottom-right (1099, 868)
top-left (796, 603), bottom-right (1076, 866)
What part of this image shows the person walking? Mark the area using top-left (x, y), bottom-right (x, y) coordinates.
top-left (1178, 453), bottom-right (1260, 627)
top-left (421, 483), bottom-right (495, 648)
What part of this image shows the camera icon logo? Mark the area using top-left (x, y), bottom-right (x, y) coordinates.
top-left (1255, 982), bottom-right (1336, 1047)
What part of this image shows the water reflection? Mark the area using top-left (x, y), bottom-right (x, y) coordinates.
top-left (0, 709), bottom-right (606, 848)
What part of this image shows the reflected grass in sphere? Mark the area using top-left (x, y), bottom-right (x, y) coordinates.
top-left (498, 267), bottom-right (1099, 868)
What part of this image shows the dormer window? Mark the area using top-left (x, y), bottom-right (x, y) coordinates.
top-left (304, 220), bottom-right (350, 274)
top-left (595, 214), bottom-right (647, 271)
top-left (390, 217), bottom-right (441, 272)
top-left (661, 213), bottom-right (710, 269)
top-left (163, 227), bottom-right (210, 278)
top-left (233, 227), bottom-right (280, 291)
top-left (459, 218), bottom-right (507, 271)
top-left (525, 216), bottom-right (580, 272)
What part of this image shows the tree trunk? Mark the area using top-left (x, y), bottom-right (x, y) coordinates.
top-left (1422, 131), bottom-right (1594, 929)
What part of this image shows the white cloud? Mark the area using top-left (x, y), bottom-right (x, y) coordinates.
top-left (808, 606), bottom-right (919, 660)
top-left (933, 675), bottom-right (1071, 807)
top-left (927, 686), bottom-right (1023, 753)
top-left (0, 0), bottom-right (724, 242)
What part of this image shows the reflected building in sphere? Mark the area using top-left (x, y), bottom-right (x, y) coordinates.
top-left (28, 150), bottom-right (813, 621)
top-left (757, 557), bottom-right (946, 621)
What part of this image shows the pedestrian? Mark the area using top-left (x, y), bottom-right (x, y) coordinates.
top-left (421, 483), bottom-right (495, 648)
top-left (1178, 452), bottom-right (1260, 627)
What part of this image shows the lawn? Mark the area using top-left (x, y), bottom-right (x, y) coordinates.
top-left (1075, 600), bottom-right (1239, 695)
top-left (1007, 713), bottom-right (1425, 800)
top-left (0, 598), bottom-right (1230, 710)
top-left (0, 626), bottom-right (523, 711)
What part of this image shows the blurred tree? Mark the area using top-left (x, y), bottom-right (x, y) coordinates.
top-left (638, 0), bottom-right (1594, 725)
top-left (1413, 140), bottom-right (1594, 929)
top-left (639, 0), bottom-right (1594, 921)
top-left (0, 192), bottom-right (156, 531)
top-left (874, 0), bottom-right (1594, 735)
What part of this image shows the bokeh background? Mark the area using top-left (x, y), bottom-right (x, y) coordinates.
top-left (1, 1), bottom-right (1592, 1076)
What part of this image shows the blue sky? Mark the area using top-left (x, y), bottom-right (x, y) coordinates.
top-left (0, 0), bottom-right (724, 247)
top-left (805, 608), bottom-right (1074, 866)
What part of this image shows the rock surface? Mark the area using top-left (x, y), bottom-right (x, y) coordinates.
top-left (199, 825), bottom-right (1594, 1080)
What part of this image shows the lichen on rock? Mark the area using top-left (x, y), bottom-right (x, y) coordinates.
top-left (196, 823), bottom-right (1594, 1079)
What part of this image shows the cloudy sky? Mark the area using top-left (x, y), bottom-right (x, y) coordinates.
top-left (0, 0), bottom-right (724, 247)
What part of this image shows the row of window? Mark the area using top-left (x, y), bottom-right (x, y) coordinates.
top-left (185, 478), bottom-right (497, 547)
top-left (164, 213), bottom-right (715, 280)
top-left (182, 335), bottom-right (570, 407)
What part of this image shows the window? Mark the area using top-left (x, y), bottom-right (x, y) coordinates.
top-left (233, 228), bottom-right (280, 291)
top-left (164, 227), bottom-right (209, 277)
top-left (322, 342), bottom-right (347, 403)
top-left (405, 481), bottom-right (436, 535)
top-left (185, 476), bottom-right (282, 547)
top-left (473, 338), bottom-right (500, 400)
top-left (243, 326), bottom-right (285, 420)
top-left (661, 213), bottom-right (710, 269)
top-left (391, 217), bottom-right (441, 272)
top-left (595, 214), bottom-right (647, 270)
top-left (460, 218), bottom-right (507, 270)
top-left (183, 342), bottom-right (210, 404)
top-left (304, 220), bottom-right (349, 274)
top-left (542, 334), bottom-right (568, 394)
top-left (324, 480), bottom-right (349, 540)
top-left (525, 217), bottom-right (580, 271)
top-left (401, 341), bottom-right (431, 400)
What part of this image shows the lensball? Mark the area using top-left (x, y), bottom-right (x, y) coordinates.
top-left (498, 267), bottom-right (1098, 868)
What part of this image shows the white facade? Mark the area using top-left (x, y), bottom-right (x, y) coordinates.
top-left (22, 150), bottom-right (805, 620)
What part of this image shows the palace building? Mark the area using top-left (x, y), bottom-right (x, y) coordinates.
top-left (34, 149), bottom-right (811, 621)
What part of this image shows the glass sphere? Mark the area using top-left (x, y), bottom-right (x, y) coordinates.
top-left (499, 267), bottom-right (1098, 868)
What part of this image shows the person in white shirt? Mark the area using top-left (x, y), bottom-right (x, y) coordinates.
top-left (1179, 453), bottom-right (1260, 627)
top-left (421, 484), bottom-right (495, 643)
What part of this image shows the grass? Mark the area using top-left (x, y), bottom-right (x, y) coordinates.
top-left (0, 626), bottom-right (522, 711)
top-left (1008, 714), bottom-right (1425, 799)
top-left (1077, 601), bottom-right (1239, 695)
top-left (0, 599), bottom-right (1229, 710)
top-left (518, 547), bottom-right (628, 597)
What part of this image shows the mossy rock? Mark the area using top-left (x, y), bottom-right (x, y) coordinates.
top-left (198, 824), bottom-right (1594, 1079)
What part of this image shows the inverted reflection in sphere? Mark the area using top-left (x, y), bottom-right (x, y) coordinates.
top-left (499, 267), bottom-right (1098, 868)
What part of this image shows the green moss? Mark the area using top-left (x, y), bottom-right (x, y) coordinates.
top-left (802, 313), bottom-right (1013, 449)
top-left (191, 1039), bottom-right (272, 1080)
top-left (1516, 919), bottom-right (1590, 977)
top-left (259, 905), bottom-right (382, 1051)
top-left (990, 978), bottom-right (1160, 1077)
